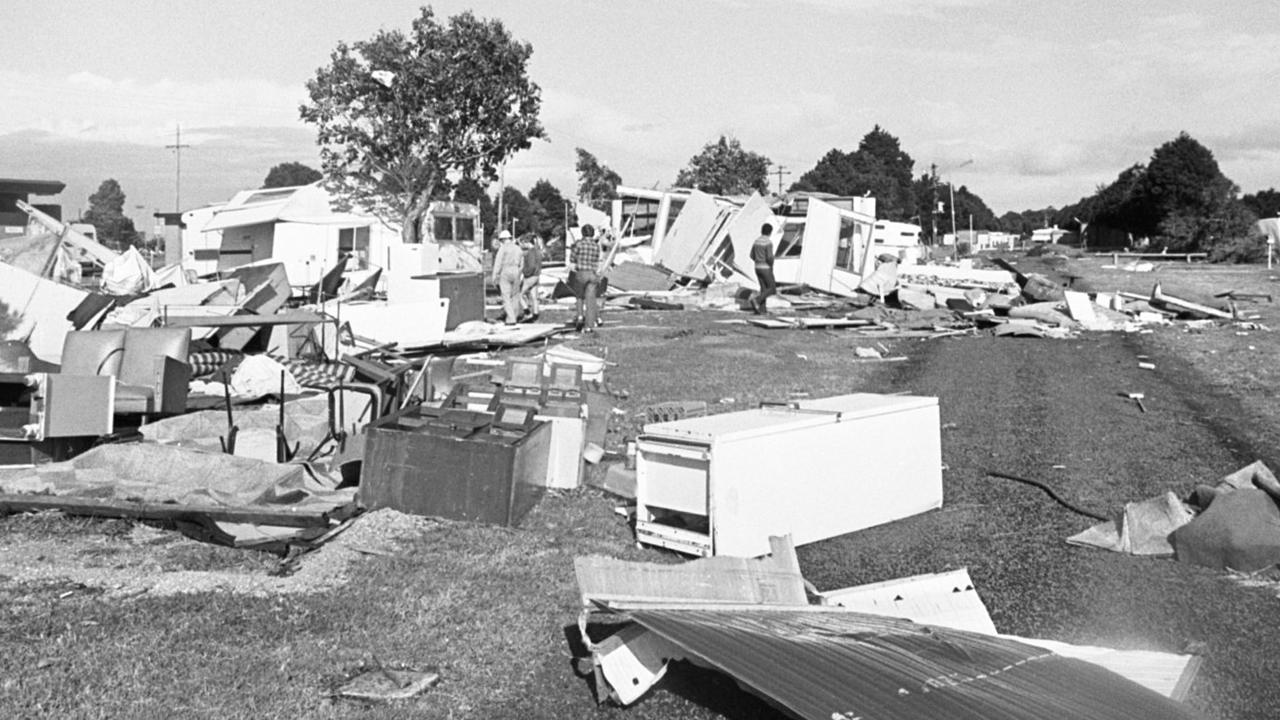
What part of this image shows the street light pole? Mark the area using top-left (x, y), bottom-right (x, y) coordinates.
top-left (949, 182), bottom-right (957, 243)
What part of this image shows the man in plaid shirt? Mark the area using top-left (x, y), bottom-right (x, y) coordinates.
top-left (569, 224), bottom-right (602, 333)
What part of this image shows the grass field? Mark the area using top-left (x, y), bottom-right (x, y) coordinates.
top-left (3, 254), bottom-right (1280, 719)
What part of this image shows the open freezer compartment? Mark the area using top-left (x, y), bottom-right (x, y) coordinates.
top-left (635, 436), bottom-right (714, 556)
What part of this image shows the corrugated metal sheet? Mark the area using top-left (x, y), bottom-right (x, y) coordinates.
top-left (628, 608), bottom-right (1205, 720)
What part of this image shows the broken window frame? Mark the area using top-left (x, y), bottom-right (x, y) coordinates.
top-left (835, 217), bottom-right (872, 274)
top-left (338, 226), bottom-right (371, 269)
top-left (776, 220), bottom-right (806, 258)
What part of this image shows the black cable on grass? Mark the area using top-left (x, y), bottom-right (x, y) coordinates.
top-left (985, 470), bottom-right (1109, 521)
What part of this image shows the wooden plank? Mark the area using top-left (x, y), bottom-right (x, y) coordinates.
top-left (162, 311), bottom-right (330, 328)
top-left (1150, 282), bottom-right (1233, 319)
top-left (0, 493), bottom-right (332, 527)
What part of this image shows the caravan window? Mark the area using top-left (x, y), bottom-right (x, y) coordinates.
top-left (835, 217), bottom-right (869, 272)
top-left (776, 221), bottom-right (805, 258)
top-left (455, 217), bottom-right (475, 242)
top-left (618, 197), bottom-right (661, 236)
top-left (433, 216), bottom-right (455, 242)
top-left (339, 226), bottom-right (370, 269)
top-left (665, 198), bottom-right (687, 234)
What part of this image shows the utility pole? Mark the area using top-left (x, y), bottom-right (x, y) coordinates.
top-left (166, 124), bottom-right (191, 213)
top-left (769, 164), bottom-right (791, 195)
top-left (495, 162), bottom-right (506, 245)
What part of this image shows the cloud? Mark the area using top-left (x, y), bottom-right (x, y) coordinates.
top-left (0, 70), bottom-right (304, 146)
top-left (1207, 125), bottom-right (1280, 162)
top-left (706, 0), bottom-right (993, 19)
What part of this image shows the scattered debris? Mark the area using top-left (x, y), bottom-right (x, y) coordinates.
top-left (336, 662), bottom-right (440, 703)
top-left (575, 546), bottom-right (1204, 717)
top-left (1121, 392), bottom-right (1148, 413)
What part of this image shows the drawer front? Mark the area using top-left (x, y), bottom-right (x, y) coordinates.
top-left (636, 440), bottom-right (709, 516)
top-left (636, 522), bottom-right (712, 557)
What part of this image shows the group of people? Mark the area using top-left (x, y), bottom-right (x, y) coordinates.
top-left (491, 223), bottom-right (606, 331)
top-left (490, 229), bottom-right (544, 324)
top-left (493, 221), bottom-right (775, 326)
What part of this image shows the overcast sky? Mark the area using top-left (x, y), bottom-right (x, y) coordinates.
top-left (2, 0), bottom-right (1277, 228)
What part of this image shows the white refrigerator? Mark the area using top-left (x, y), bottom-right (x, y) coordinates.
top-left (635, 393), bottom-right (943, 557)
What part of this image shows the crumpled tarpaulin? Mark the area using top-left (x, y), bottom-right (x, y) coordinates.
top-left (1067, 491), bottom-right (1196, 556)
top-left (141, 392), bottom-right (341, 460)
top-left (1172, 487), bottom-right (1280, 572)
top-left (101, 246), bottom-right (158, 295)
top-left (0, 442), bottom-right (352, 516)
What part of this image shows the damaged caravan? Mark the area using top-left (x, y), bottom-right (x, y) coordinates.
top-left (773, 196), bottom-right (878, 297)
top-left (185, 184), bottom-right (482, 290)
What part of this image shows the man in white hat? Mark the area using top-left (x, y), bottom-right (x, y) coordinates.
top-left (491, 229), bottom-right (523, 325)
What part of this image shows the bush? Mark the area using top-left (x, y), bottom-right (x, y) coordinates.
top-left (1208, 234), bottom-right (1269, 264)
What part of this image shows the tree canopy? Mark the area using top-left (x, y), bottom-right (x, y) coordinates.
top-left (83, 178), bottom-right (139, 251)
top-left (793, 126), bottom-right (917, 221)
top-left (574, 148), bottom-right (621, 206)
top-left (262, 162), bottom-right (322, 188)
top-left (1242, 188), bottom-right (1280, 219)
top-left (673, 135), bottom-right (770, 196)
top-left (496, 186), bottom-right (535, 238)
top-left (527, 179), bottom-right (570, 241)
top-left (1059, 132), bottom-right (1253, 252)
top-left (300, 6), bottom-right (544, 242)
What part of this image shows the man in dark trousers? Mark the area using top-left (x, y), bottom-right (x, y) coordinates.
top-left (570, 224), bottom-right (602, 333)
top-left (518, 234), bottom-right (543, 322)
top-left (749, 222), bottom-right (776, 314)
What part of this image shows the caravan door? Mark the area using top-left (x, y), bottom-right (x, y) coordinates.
top-left (714, 193), bottom-right (778, 289)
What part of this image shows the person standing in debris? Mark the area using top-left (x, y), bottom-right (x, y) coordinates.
top-left (491, 229), bottom-right (523, 325)
top-left (750, 222), bottom-right (776, 314)
top-left (570, 224), bottom-right (602, 333)
top-left (519, 234), bottom-right (543, 322)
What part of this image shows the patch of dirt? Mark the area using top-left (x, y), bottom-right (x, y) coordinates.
top-left (0, 509), bottom-right (435, 599)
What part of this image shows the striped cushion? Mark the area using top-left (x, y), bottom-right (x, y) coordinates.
top-left (188, 350), bottom-right (244, 378)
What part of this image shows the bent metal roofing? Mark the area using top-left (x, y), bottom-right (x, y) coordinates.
top-left (626, 608), bottom-right (1204, 720)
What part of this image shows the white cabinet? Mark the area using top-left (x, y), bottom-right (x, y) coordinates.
top-left (635, 393), bottom-right (942, 557)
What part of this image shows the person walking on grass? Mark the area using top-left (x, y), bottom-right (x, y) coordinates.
top-left (750, 222), bottom-right (776, 314)
top-left (519, 234), bottom-right (543, 322)
top-left (491, 229), bottom-right (523, 325)
top-left (570, 224), bottom-right (602, 333)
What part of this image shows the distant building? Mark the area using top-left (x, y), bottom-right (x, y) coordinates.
top-left (184, 183), bottom-right (482, 288)
top-left (1030, 226), bottom-right (1074, 244)
top-left (0, 178), bottom-right (65, 235)
top-left (944, 230), bottom-right (1018, 251)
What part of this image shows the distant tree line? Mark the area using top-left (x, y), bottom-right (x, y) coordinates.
top-left (652, 125), bottom-right (1272, 261)
top-left (1050, 132), bottom-right (1264, 260)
